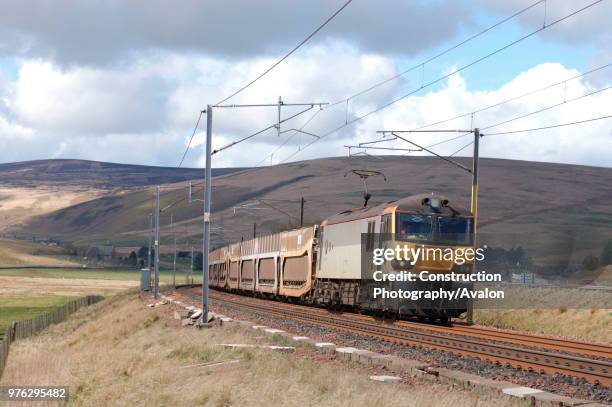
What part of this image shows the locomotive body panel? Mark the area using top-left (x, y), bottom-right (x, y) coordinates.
top-left (318, 215), bottom-right (379, 280)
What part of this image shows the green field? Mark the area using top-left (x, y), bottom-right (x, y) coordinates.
top-left (0, 267), bottom-right (202, 284)
top-left (0, 268), bottom-right (201, 334)
top-left (0, 295), bottom-right (78, 333)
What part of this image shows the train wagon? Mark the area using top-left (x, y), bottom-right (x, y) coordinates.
top-left (209, 225), bottom-right (317, 298)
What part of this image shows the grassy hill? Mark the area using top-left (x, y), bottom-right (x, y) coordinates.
top-left (0, 159), bottom-right (244, 189)
top-left (0, 159), bottom-right (245, 232)
top-left (0, 238), bottom-right (78, 267)
top-left (17, 156), bottom-right (612, 269)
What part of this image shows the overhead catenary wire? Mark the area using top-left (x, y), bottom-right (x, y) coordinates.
top-left (483, 114), bottom-right (612, 136)
top-left (326, 0), bottom-right (546, 108)
top-left (177, 0), bottom-right (351, 168)
top-left (214, 60), bottom-right (611, 168)
top-left (253, 0), bottom-right (546, 168)
top-left (386, 65), bottom-right (612, 155)
top-left (278, 0), bottom-right (604, 164)
top-left (211, 105), bottom-right (314, 155)
top-left (404, 140), bottom-right (476, 181)
top-left (254, 107), bottom-right (323, 167)
top-left (390, 132), bottom-right (473, 173)
top-left (412, 62), bottom-right (612, 131)
top-left (377, 82), bottom-right (611, 154)
top-left (422, 133), bottom-right (473, 149)
top-left (177, 111), bottom-right (204, 168)
top-left (480, 84), bottom-right (612, 131)
top-left (356, 129), bottom-right (473, 152)
top-left (215, 0), bottom-right (353, 106)
top-left (364, 83), bottom-right (611, 158)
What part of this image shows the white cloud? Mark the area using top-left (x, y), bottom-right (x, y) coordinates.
top-left (241, 62), bottom-right (612, 168)
top-left (0, 0), bottom-right (470, 65)
top-left (0, 44), bottom-right (403, 166)
top-left (11, 60), bottom-right (169, 135)
top-left (479, 0), bottom-right (612, 45)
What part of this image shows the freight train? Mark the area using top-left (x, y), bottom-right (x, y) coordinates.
top-left (208, 193), bottom-right (474, 322)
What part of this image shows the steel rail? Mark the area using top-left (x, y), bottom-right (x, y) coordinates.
top-left (442, 324), bottom-right (612, 359)
top-left (206, 288), bottom-right (612, 359)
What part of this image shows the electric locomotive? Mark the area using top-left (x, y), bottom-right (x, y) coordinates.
top-left (208, 193), bottom-right (474, 322)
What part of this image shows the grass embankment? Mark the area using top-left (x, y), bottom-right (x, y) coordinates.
top-left (475, 308), bottom-right (612, 343)
top-left (0, 237), bottom-right (78, 267)
top-left (1, 292), bottom-right (519, 407)
top-left (0, 295), bottom-right (78, 333)
top-left (473, 284), bottom-right (612, 343)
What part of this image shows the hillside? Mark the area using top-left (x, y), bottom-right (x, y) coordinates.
top-left (0, 159), bottom-right (244, 189)
top-left (0, 159), bottom-right (245, 231)
top-left (19, 156), bottom-right (612, 267)
top-left (0, 237), bottom-right (78, 267)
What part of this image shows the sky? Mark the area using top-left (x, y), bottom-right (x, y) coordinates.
top-left (0, 0), bottom-right (611, 169)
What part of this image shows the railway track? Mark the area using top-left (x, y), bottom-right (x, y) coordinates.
top-left (176, 287), bottom-right (612, 386)
top-left (445, 324), bottom-right (612, 359)
top-left (206, 289), bottom-right (612, 359)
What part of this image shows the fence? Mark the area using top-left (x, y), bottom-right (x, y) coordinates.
top-left (0, 324), bottom-right (11, 380)
top-left (0, 295), bottom-right (104, 379)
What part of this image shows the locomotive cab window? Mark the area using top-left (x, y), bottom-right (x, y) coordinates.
top-left (396, 213), bottom-right (432, 241)
top-left (437, 216), bottom-right (473, 245)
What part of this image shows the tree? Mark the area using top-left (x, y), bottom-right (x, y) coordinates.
top-left (87, 247), bottom-right (100, 261)
top-left (128, 251), bottom-right (138, 267)
top-left (137, 245), bottom-right (148, 259)
top-left (63, 243), bottom-right (78, 256)
top-left (193, 252), bottom-right (203, 271)
top-left (582, 254), bottom-right (600, 271)
top-left (600, 240), bottom-right (612, 266)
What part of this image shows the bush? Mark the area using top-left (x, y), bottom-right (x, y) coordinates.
top-left (137, 245), bottom-right (148, 259)
top-left (582, 254), bottom-right (600, 271)
top-left (193, 252), bottom-right (203, 271)
top-left (600, 240), bottom-right (612, 266)
top-left (128, 251), bottom-right (138, 266)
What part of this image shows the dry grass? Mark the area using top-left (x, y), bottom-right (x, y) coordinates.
top-left (0, 238), bottom-right (78, 267)
top-left (0, 276), bottom-right (136, 297)
top-left (473, 284), bottom-right (612, 343)
top-left (570, 265), bottom-right (612, 284)
top-left (0, 186), bottom-right (100, 231)
top-left (475, 308), bottom-right (612, 343)
top-left (1, 292), bottom-right (520, 407)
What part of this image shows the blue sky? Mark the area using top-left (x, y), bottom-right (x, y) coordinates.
top-left (0, 58), bottom-right (18, 80)
top-left (395, 3), bottom-right (596, 93)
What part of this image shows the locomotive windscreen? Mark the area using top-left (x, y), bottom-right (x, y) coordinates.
top-left (436, 216), bottom-right (473, 245)
top-left (395, 213), bottom-right (473, 245)
top-left (395, 214), bottom-right (432, 241)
